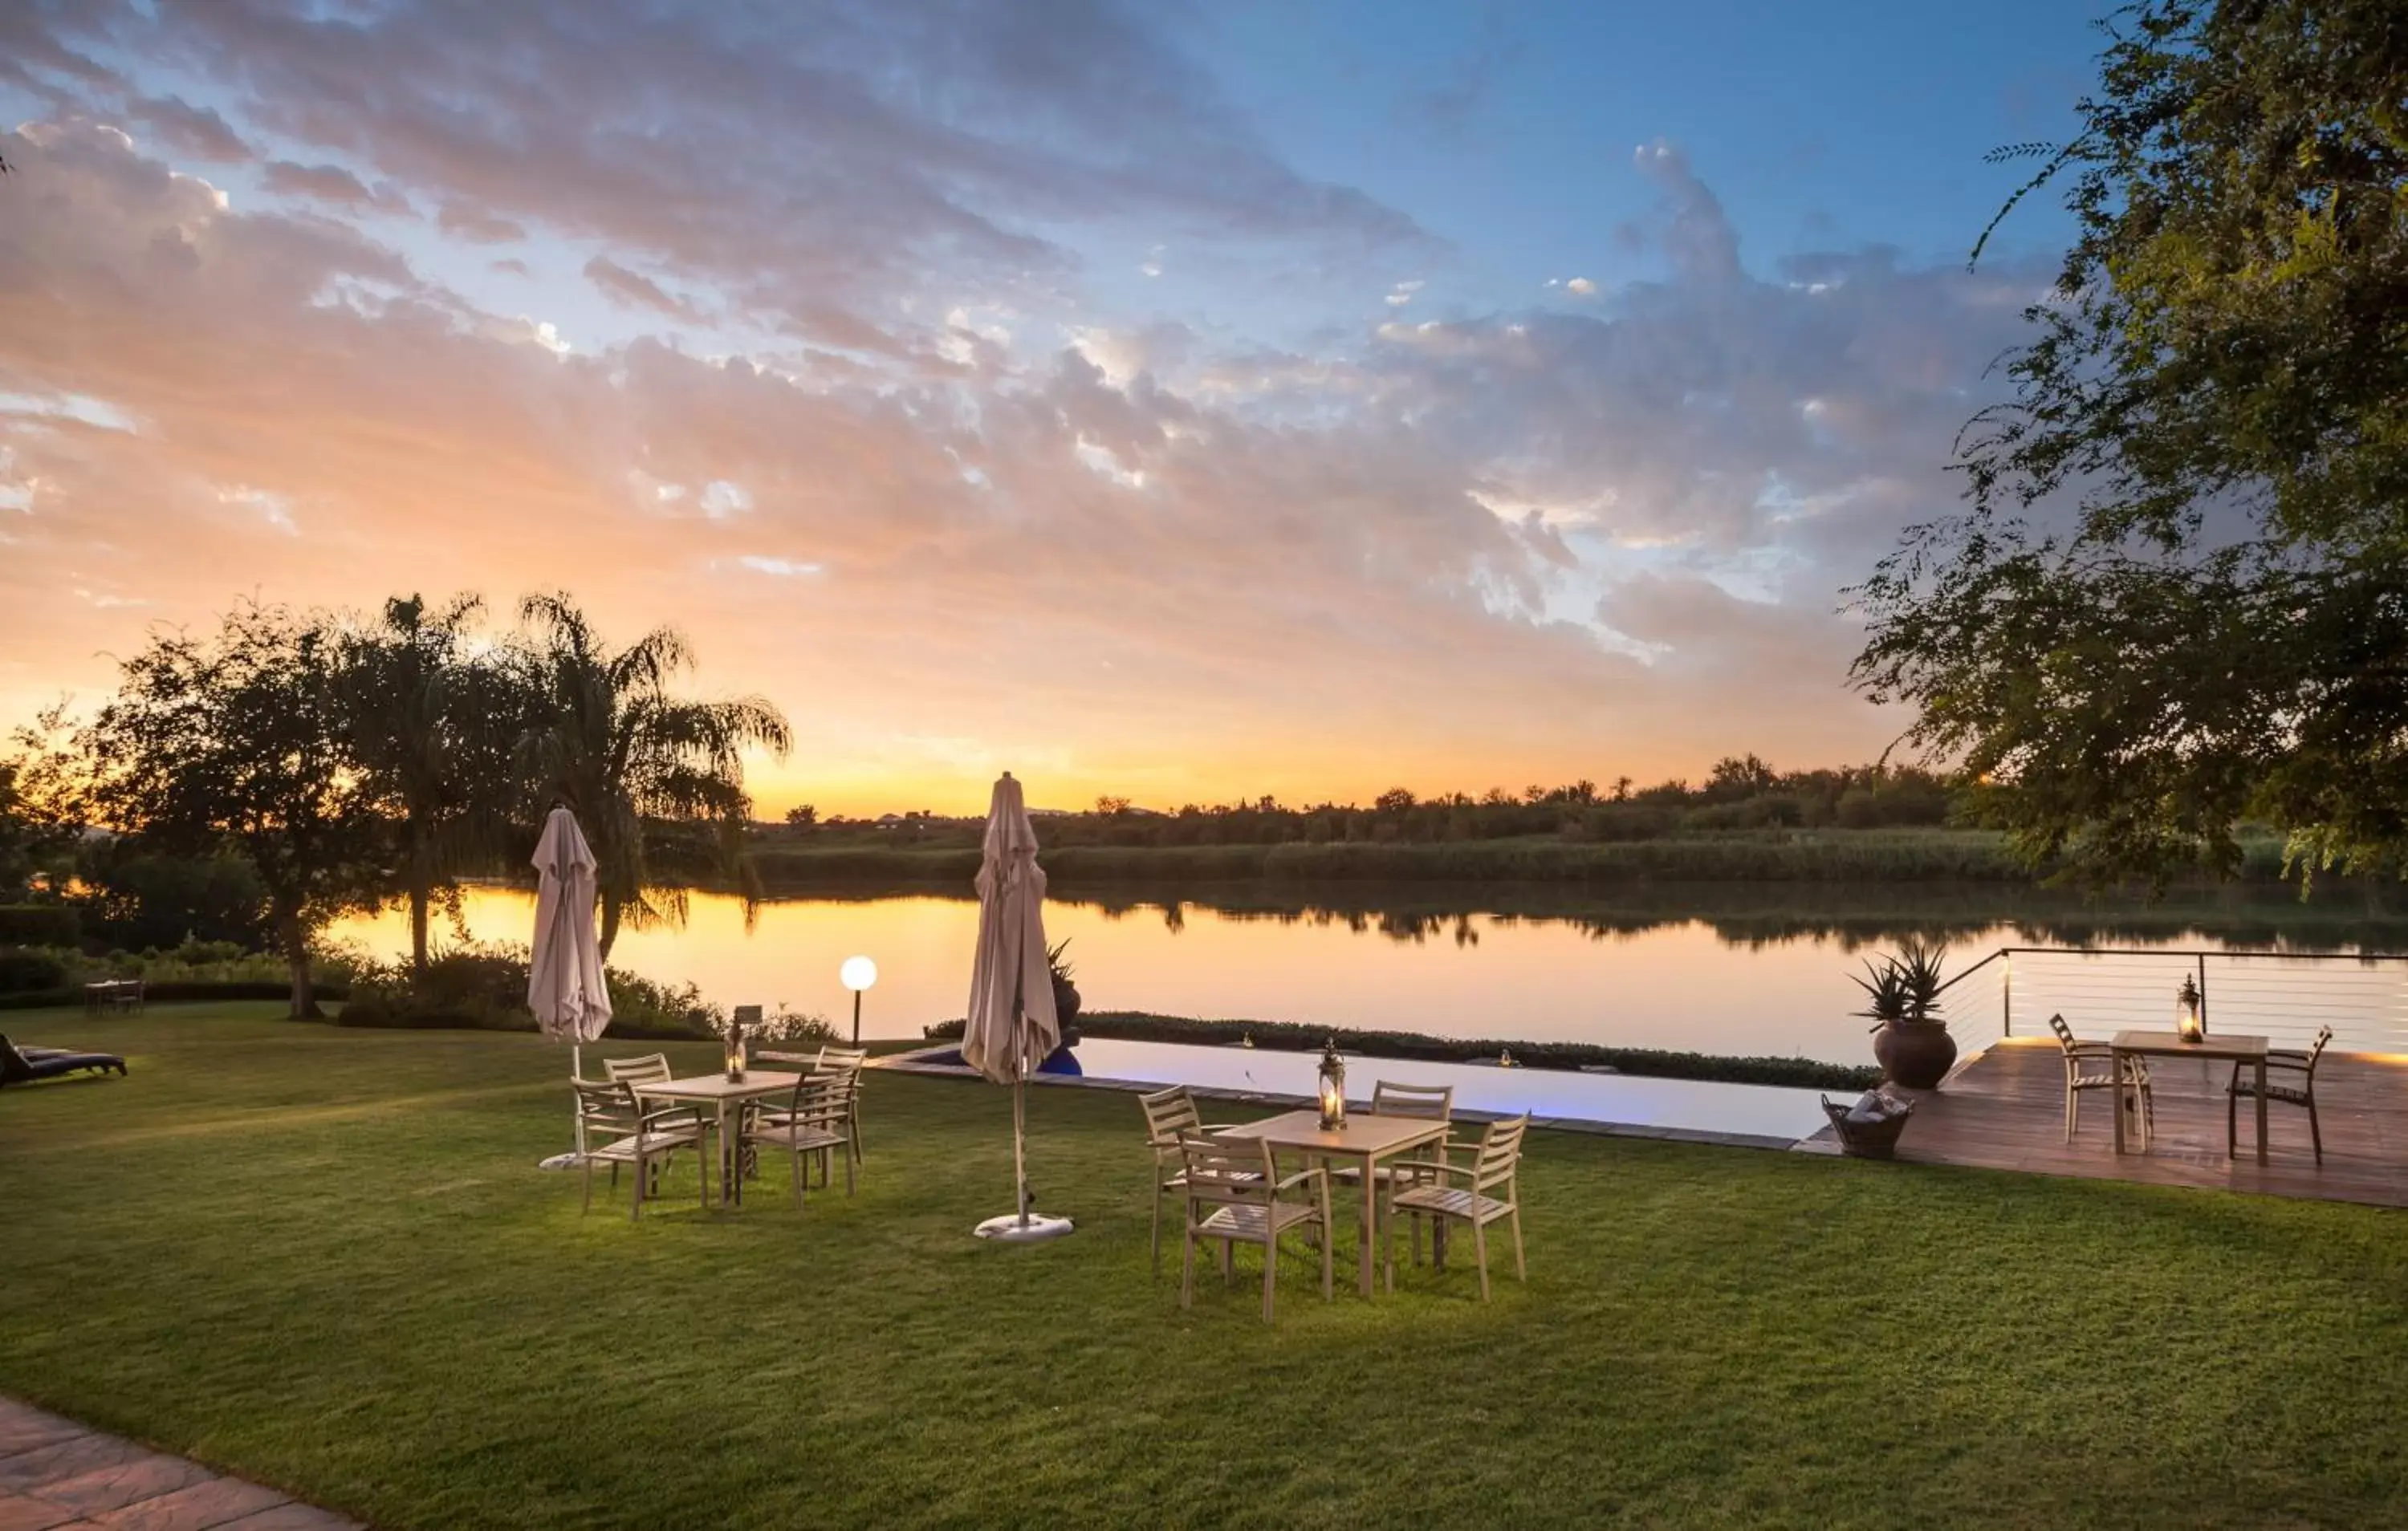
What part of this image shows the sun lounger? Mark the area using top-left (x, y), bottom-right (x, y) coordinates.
top-left (0, 1034), bottom-right (128, 1086)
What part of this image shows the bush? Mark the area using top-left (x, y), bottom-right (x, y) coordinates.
top-left (336, 942), bottom-right (723, 1038)
top-left (0, 904), bottom-right (79, 946)
top-left (70, 850), bottom-right (269, 951)
top-left (0, 948), bottom-right (68, 993)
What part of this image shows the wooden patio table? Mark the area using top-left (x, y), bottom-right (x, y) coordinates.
top-left (1216, 1110), bottom-right (1450, 1297)
top-left (632, 1071), bottom-right (801, 1206)
top-left (2110, 1031), bottom-right (2268, 1163)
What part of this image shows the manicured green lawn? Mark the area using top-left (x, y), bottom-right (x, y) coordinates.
top-left (2, 1006), bottom-right (2404, 1529)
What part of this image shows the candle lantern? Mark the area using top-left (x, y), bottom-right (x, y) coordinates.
top-left (1316, 1038), bottom-right (1347, 1131)
top-left (724, 1013), bottom-right (747, 1082)
top-left (2175, 975), bottom-right (2205, 1043)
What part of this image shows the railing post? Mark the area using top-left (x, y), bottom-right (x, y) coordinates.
top-left (2002, 952), bottom-right (2012, 1038)
top-left (2197, 952), bottom-right (2209, 1032)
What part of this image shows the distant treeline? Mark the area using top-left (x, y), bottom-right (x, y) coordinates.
top-left (776, 755), bottom-right (1959, 849)
top-left (730, 824), bottom-right (2328, 893)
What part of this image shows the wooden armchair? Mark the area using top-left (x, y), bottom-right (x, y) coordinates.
top-left (2231, 1025), bottom-right (2333, 1163)
top-left (1175, 1132), bottom-right (1332, 1324)
top-left (1333, 1079), bottom-right (1456, 1264)
top-left (1387, 1115), bottom-right (1530, 1300)
top-left (2048, 1013), bottom-right (2153, 1146)
top-left (573, 1079), bottom-right (706, 1219)
top-left (757, 1046), bottom-right (872, 1160)
top-left (741, 1072), bottom-right (855, 1208)
top-left (1139, 1086), bottom-right (1251, 1277)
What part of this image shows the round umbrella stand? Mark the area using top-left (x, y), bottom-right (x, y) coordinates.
top-left (536, 1152), bottom-right (583, 1172)
top-left (974, 1212), bottom-right (1075, 1243)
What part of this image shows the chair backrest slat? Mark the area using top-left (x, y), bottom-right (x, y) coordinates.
top-left (1140, 1086), bottom-right (1202, 1144)
top-left (2307, 1025), bottom-right (2334, 1074)
top-left (603, 1053), bottom-right (673, 1088)
top-left (2048, 1013), bottom-right (2079, 1053)
top-left (1475, 1115), bottom-right (1529, 1188)
top-left (1176, 1131), bottom-right (1273, 1204)
top-left (1369, 1080), bottom-right (1454, 1121)
top-left (814, 1046), bottom-right (869, 1073)
top-left (574, 1078), bottom-right (641, 1127)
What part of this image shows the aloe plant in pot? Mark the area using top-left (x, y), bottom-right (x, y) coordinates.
top-left (1857, 939), bottom-right (1956, 1090)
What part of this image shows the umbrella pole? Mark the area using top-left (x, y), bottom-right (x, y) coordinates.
top-left (1013, 1075), bottom-right (1029, 1227)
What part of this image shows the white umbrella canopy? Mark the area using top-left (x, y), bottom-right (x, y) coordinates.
top-left (964, 772), bottom-right (1072, 1241)
top-left (529, 806), bottom-right (612, 1169)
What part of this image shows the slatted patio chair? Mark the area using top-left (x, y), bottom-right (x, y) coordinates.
top-left (2231, 1025), bottom-right (2334, 1163)
top-left (1175, 1131), bottom-right (1332, 1324)
top-left (1331, 1080), bottom-right (1455, 1265)
top-left (1386, 1114), bottom-right (1530, 1301)
top-left (573, 1079), bottom-right (706, 1219)
top-left (755, 1046), bottom-right (872, 1161)
top-left (746, 1060), bottom-right (860, 1183)
top-left (1138, 1086), bottom-right (1252, 1277)
top-left (2048, 1013), bottom-right (2153, 1147)
top-left (741, 1073), bottom-right (855, 1208)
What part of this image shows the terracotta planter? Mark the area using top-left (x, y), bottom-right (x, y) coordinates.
top-left (1873, 1021), bottom-right (1957, 1090)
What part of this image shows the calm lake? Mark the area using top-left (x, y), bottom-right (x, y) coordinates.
top-left (329, 880), bottom-right (2408, 1065)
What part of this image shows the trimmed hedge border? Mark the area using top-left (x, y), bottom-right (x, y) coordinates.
top-left (921, 1010), bottom-right (1882, 1092)
top-left (0, 980), bottom-right (353, 1012)
top-left (0, 905), bottom-right (81, 946)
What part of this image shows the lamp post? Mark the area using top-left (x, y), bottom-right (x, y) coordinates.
top-left (841, 955), bottom-right (878, 1046)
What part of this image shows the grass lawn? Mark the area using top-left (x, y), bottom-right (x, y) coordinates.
top-left (3, 1005), bottom-right (2405, 1529)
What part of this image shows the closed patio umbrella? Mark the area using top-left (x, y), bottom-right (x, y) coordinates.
top-left (529, 805), bottom-right (612, 1168)
top-left (964, 772), bottom-right (1072, 1241)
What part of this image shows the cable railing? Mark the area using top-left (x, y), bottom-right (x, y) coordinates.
top-left (1936, 945), bottom-right (2408, 1055)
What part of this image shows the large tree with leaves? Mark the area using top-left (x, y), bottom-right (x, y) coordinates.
top-left (82, 604), bottom-right (383, 1015)
top-left (515, 594), bottom-right (790, 957)
top-left (339, 593), bottom-right (529, 978)
top-left (1853, 0), bottom-right (2408, 887)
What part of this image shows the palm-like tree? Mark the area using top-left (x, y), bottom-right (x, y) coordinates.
top-left (340, 594), bottom-right (524, 977)
top-left (515, 594), bottom-right (791, 958)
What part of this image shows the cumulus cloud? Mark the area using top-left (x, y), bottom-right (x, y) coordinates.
top-left (437, 201), bottom-right (526, 244)
top-left (261, 159), bottom-right (409, 213)
top-left (0, 10), bottom-right (2050, 807)
top-left (584, 255), bottom-right (704, 323)
top-left (127, 94), bottom-right (250, 163)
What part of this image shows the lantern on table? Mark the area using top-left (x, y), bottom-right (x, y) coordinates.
top-left (2175, 975), bottom-right (2205, 1043)
top-left (724, 1012), bottom-right (748, 1082)
top-left (1316, 1038), bottom-right (1346, 1131)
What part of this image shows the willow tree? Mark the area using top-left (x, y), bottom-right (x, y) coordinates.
top-left (515, 594), bottom-right (791, 957)
top-left (1853, 0), bottom-right (2408, 887)
top-left (339, 593), bottom-right (526, 977)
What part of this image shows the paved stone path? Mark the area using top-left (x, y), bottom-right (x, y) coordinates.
top-left (0, 1397), bottom-right (360, 1530)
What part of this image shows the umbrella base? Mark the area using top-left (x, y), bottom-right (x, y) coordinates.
top-left (974, 1212), bottom-right (1075, 1243)
top-left (536, 1151), bottom-right (589, 1171)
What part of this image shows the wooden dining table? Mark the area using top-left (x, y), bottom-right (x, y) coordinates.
top-left (632, 1071), bottom-right (800, 1206)
top-left (1216, 1110), bottom-right (1450, 1297)
top-left (2110, 1030), bottom-right (2270, 1163)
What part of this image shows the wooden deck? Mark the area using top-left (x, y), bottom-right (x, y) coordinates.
top-left (1802, 1037), bottom-right (2408, 1209)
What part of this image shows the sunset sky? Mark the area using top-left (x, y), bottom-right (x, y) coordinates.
top-left (0, 0), bottom-right (2100, 817)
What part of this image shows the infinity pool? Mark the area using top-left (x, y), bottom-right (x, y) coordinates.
top-left (906, 1037), bottom-right (1837, 1146)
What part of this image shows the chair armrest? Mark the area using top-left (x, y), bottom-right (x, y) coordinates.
top-left (1390, 1157), bottom-right (1474, 1182)
top-left (1274, 1167), bottom-right (1328, 1194)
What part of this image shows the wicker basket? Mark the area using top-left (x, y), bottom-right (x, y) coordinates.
top-left (1821, 1093), bottom-right (1914, 1159)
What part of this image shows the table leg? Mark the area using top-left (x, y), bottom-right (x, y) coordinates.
top-left (2255, 1060), bottom-right (2268, 1165)
top-left (721, 1100), bottom-right (737, 1207)
top-left (1357, 1151), bottom-right (1376, 1297)
top-left (2112, 1049), bottom-right (2128, 1155)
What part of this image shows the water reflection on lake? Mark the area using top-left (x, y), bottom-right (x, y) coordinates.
top-left (327, 880), bottom-right (2408, 1066)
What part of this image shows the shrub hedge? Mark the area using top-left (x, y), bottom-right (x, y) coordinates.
top-left (0, 905), bottom-right (80, 946)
